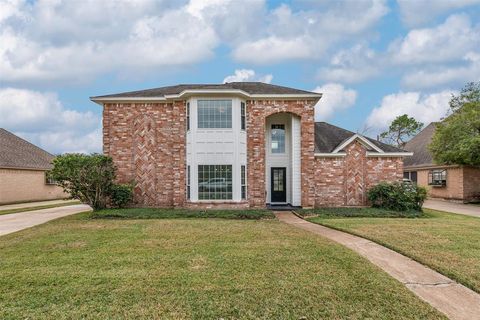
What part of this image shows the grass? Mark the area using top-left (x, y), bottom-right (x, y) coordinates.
top-left (308, 208), bottom-right (480, 293)
top-left (0, 211), bottom-right (443, 319)
top-left (91, 207), bottom-right (275, 220)
top-left (297, 206), bottom-right (424, 218)
top-left (0, 200), bottom-right (81, 216)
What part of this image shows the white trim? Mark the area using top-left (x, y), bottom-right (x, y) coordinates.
top-left (314, 152), bottom-right (347, 157)
top-left (332, 134), bottom-right (383, 153)
top-left (90, 89), bottom-right (321, 105)
top-left (366, 152), bottom-right (413, 157)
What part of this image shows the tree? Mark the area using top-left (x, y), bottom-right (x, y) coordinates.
top-left (449, 82), bottom-right (480, 112)
top-left (380, 114), bottom-right (423, 147)
top-left (50, 153), bottom-right (117, 210)
top-left (429, 87), bottom-right (480, 166)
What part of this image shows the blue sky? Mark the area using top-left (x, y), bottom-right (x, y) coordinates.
top-left (1, 0), bottom-right (479, 153)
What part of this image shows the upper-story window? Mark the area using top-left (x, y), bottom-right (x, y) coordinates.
top-left (198, 100), bottom-right (232, 129)
top-left (241, 102), bottom-right (246, 130)
top-left (271, 124), bottom-right (285, 153)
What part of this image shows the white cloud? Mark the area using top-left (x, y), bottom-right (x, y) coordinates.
top-left (397, 0), bottom-right (480, 27)
top-left (0, 88), bottom-right (101, 154)
top-left (223, 69), bottom-right (273, 83)
top-left (317, 44), bottom-right (380, 83)
top-left (366, 91), bottom-right (454, 130)
top-left (232, 0), bottom-right (389, 64)
top-left (0, 0), bottom-right (225, 83)
top-left (390, 14), bottom-right (480, 65)
top-left (313, 83), bottom-right (357, 121)
top-left (233, 36), bottom-right (316, 64)
top-left (402, 52), bottom-right (480, 89)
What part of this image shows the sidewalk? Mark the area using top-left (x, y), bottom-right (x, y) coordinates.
top-left (0, 199), bottom-right (76, 212)
top-left (275, 211), bottom-right (480, 320)
top-left (423, 199), bottom-right (480, 217)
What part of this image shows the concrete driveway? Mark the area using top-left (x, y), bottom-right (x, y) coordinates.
top-left (0, 204), bottom-right (92, 236)
top-left (423, 199), bottom-right (480, 217)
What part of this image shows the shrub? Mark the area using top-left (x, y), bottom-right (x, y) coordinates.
top-left (367, 181), bottom-right (427, 211)
top-left (51, 153), bottom-right (135, 210)
top-left (110, 183), bottom-right (134, 208)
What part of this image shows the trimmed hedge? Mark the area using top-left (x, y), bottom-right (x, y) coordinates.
top-left (367, 181), bottom-right (427, 211)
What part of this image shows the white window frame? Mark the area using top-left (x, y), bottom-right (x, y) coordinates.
top-left (197, 99), bottom-right (233, 129)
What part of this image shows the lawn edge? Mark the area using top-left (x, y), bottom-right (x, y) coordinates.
top-left (304, 215), bottom-right (479, 294)
top-left (0, 201), bottom-right (81, 216)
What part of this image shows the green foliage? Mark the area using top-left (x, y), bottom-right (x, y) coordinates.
top-left (380, 114), bottom-right (423, 147)
top-left (449, 82), bottom-right (480, 112)
top-left (430, 83), bottom-right (480, 165)
top-left (110, 184), bottom-right (134, 208)
top-left (91, 208), bottom-right (274, 220)
top-left (367, 181), bottom-right (427, 212)
top-left (50, 153), bottom-right (116, 210)
top-left (297, 207), bottom-right (424, 218)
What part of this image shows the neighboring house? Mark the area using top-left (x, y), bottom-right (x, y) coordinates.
top-left (91, 82), bottom-right (411, 208)
top-left (403, 122), bottom-right (480, 203)
top-left (0, 129), bottom-right (66, 204)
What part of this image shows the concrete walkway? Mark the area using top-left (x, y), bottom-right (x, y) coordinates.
top-left (275, 211), bottom-right (480, 320)
top-left (423, 199), bottom-right (480, 217)
top-left (0, 199), bottom-right (76, 211)
top-left (0, 204), bottom-right (91, 236)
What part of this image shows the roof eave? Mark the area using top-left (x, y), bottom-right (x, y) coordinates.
top-left (90, 89), bottom-right (322, 105)
top-left (366, 152), bottom-right (414, 157)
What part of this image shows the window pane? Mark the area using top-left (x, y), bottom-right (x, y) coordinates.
top-left (198, 165), bottom-right (233, 200)
top-left (411, 171), bottom-right (417, 183)
top-left (198, 100), bottom-right (232, 129)
top-left (187, 102), bottom-right (190, 131)
top-left (241, 102), bottom-right (246, 130)
top-left (271, 124), bottom-right (285, 153)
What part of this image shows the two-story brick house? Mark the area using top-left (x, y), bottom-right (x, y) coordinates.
top-left (91, 82), bottom-right (411, 209)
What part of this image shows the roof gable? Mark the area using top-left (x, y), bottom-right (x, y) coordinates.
top-left (0, 129), bottom-right (54, 170)
top-left (403, 123), bottom-right (437, 167)
top-left (314, 122), bottom-right (409, 155)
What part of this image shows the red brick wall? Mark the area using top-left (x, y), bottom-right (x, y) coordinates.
top-left (463, 166), bottom-right (480, 202)
top-left (246, 99), bottom-right (317, 208)
top-left (314, 141), bottom-right (404, 207)
top-left (103, 101), bottom-right (186, 207)
top-left (103, 100), bottom-right (402, 208)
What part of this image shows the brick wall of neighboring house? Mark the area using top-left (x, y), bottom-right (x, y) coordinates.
top-left (246, 99), bottom-right (317, 208)
top-left (463, 166), bottom-right (480, 202)
top-left (103, 102), bottom-right (186, 207)
top-left (417, 167), bottom-right (464, 201)
top-left (0, 169), bottom-right (66, 204)
top-left (314, 141), bottom-right (404, 207)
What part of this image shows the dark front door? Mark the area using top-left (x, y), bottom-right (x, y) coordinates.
top-left (271, 167), bottom-right (286, 203)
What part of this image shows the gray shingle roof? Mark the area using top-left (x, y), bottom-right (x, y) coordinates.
top-left (403, 122), bottom-right (437, 167)
top-left (0, 128), bottom-right (54, 170)
top-left (314, 122), bottom-right (406, 153)
top-left (91, 82), bottom-right (320, 99)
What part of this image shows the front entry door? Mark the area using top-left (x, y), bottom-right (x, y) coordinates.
top-left (271, 167), bottom-right (287, 203)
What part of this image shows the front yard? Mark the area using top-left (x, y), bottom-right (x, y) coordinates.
top-left (306, 208), bottom-right (480, 293)
top-left (0, 210), bottom-right (443, 319)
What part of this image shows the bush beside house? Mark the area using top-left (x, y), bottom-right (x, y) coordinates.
top-left (50, 153), bottom-right (134, 210)
top-left (367, 181), bottom-right (427, 211)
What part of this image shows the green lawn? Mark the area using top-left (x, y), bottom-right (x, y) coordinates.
top-left (91, 207), bottom-right (275, 220)
top-left (0, 211), bottom-right (443, 319)
top-left (308, 208), bottom-right (480, 293)
top-left (0, 200), bottom-right (81, 216)
top-left (297, 206), bottom-right (424, 218)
